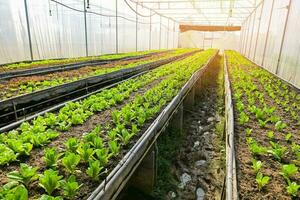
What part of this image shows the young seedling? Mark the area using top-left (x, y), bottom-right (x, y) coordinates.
top-left (62, 153), bottom-right (81, 174)
top-left (108, 140), bottom-right (120, 156)
top-left (268, 141), bottom-right (287, 161)
top-left (77, 143), bottom-right (94, 163)
top-left (285, 133), bottom-right (292, 143)
top-left (286, 182), bottom-right (300, 197)
top-left (252, 159), bottom-right (262, 174)
top-left (256, 172), bottom-right (270, 191)
top-left (275, 121), bottom-right (287, 131)
top-left (39, 169), bottom-right (63, 195)
top-left (60, 175), bottom-right (82, 199)
top-left (280, 164), bottom-right (298, 181)
top-left (245, 128), bottom-right (252, 136)
top-left (64, 138), bottom-right (79, 153)
top-left (86, 160), bottom-right (103, 181)
top-left (7, 163), bottom-right (38, 187)
top-left (43, 148), bottom-right (63, 169)
top-left (267, 131), bottom-right (274, 140)
top-left (239, 112), bottom-right (249, 125)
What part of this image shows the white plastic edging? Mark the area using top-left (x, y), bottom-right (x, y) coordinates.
top-left (224, 53), bottom-right (238, 200)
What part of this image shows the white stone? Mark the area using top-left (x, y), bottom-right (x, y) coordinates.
top-left (196, 187), bottom-right (205, 200)
top-left (171, 192), bottom-right (176, 198)
top-left (207, 117), bottom-right (215, 123)
top-left (178, 173), bottom-right (191, 189)
top-left (195, 160), bottom-right (206, 166)
top-left (193, 141), bottom-right (200, 148)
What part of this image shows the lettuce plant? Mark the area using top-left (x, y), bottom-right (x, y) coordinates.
top-left (255, 172), bottom-right (270, 191)
top-left (252, 159), bottom-right (262, 174)
top-left (64, 138), bottom-right (79, 153)
top-left (268, 141), bottom-right (287, 161)
top-left (43, 148), bottom-right (63, 169)
top-left (280, 164), bottom-right (298, 180)
top-left (0, 144), bottom-right (17, 165)
top-left (275, 121), bottom-right (287, 131)
top-left (108, 140), bottom-right (120, 156)
top-left (86, 160), bottom-right (103, 181)
top-left (62, 153), bottom-right (81, 174)
top-left (39, 169), bottom-right (63, 195)
top-left (60, 175), bottom-right (82, 199)
top-left (7, 163), bottom-right (38, 187)
top-left (77, 143), bottom-right (94, 163)
top-left (286, 182), bottom-right (300, 197)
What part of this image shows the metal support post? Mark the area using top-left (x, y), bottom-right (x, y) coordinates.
top-left (115, 0), bottom-right (119, 53)
top-left (135, 2), bottom-right (138, 52)
top-left (275, 0), bottom-right (292, 74)
top-left (159, 16), bottom-right (162, 49)
top-left (244, 18), bottom-right (250, 56)
top-left (248, 9), bottom-right (256, 58)
top-left (149, 11), bottom-right (152, 50)
top-left (253, 1), bottom-right (265, 61)
top-left (261, 0), bottom-right (275, 66)
top-left (24, 0), bottom-right (34, 60)
top-left (167, 19), bottom-right (169, 48)
top-left (83, 0), bottom-right (88, 56)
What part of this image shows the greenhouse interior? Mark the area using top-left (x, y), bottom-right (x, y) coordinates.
top-left (0, 0), bottom-right (299, 199)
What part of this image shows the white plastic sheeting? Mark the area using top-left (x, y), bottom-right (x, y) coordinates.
top-left (240, 0), bottom-right (300, 88)
top-left (178, 31), bottom-right (240, 51)
top-left (0, 0), bottom-right (178, 64)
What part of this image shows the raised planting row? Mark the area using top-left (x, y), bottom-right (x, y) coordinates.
top-left (0, 49), bottom-right (193, 100)
top-left (0, 49), bottom-right (217, 199)
top-left (0, 49), bottom-right (166, 72)
top-left (226, 50), bottom-right (300, 199)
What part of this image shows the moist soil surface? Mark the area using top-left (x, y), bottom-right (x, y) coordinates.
top-left (119, 55), bottom-right (226, 200)
top-left (229, 61), bottom-right (300, 199)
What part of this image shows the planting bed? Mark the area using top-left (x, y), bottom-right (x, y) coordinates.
top-left (0, 49), bottom-right (190, 100)
top-left (0, 49), bottom-right (216, 199)
top-left (0, 50), bottom-right (164, 73)
top-left (226, 51), bottom-right (300, 199)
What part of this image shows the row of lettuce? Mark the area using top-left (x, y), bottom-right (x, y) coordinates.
top-left (226, 50), bottom-right (300, 198)
top-left (0, 49), bottom-right (165, 72)
top-left (0, 49), bottom-right (194, 101)
top-left (0, 49), bottom-right (217, 199)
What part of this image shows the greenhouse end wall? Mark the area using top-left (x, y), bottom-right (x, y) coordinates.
top-left (240, 0), bottom-right (300, 88)
top-left (0, 0), bottom-right (179, 65)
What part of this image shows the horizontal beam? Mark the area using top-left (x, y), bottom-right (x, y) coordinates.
top-left (179, 24), bottom-right (241, 32)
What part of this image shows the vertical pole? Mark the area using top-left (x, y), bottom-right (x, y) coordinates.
top-left (83, 0), bottom-right (88, 56)
top-left (149, 11), bottom-right (152, 50)
top-left (244, 17), bottom-right (250, 56)
top-left (24, 0), bottom-right (34, 60)
top-left (248, 8), bottom-right (256, 58)
top-left (159, 16), bottom-right (162, 49)
top-left (275, 0), bottom-right (292, 74)
top-left (173, 21), bottom-right (175, 48)
top-left (253, 1), bottom-right (265, 61)
top-left (167, 19), bottom-right (169, 49)
top-left (115, 0), bottom-right (119, 53)
top-left (135, 2), bottom-right (138, 52)
top-left (261, 0), bottom-right (274, 66)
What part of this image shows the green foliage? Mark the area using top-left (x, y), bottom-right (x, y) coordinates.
top-left (60, 175), bottom-right (82, 199)
top-left (64, 138), bottom-right (79, 153)
top-left (280, 164), bottom-right (298, 180)
top-left (0, 183), bottom-right (28, 200)
top-left (285, 133), bottom-right (292, 142)
top-left (267, 131), bottom-right (274, 140)
top-left (6, 139), bottom-right (33, 156)
top-left (247, 139), bottom-right (267, 156)
top-left (239, 112), bottom-right (249, 125)
top-left (108, 140), bottom-right (120, 156)
top-left (39, 195), bottom-right (63, 200)
top-left (62, 153), bottom-right (81, 174)
top-left (39, 169), bottom-right (63, 195)
top-left (245, 128), bottom-right (252, 136)
top-left (252, 159), bottom-right (262, 174)
top-left (7, 163), bottom-right (38, 187)
top-left (286, 182), bottom-right (300, 197)
top-left (275, 121), bottom-right (287, 131)
top-left (268, 141), bottom-right (287, 161)
top-left (86, 160), bottom-right (103, 181)
top-left (255, 172), bottom-right (270, 191)
top-left (0, 144), bottom-right (17, 165)
top-left (77, 143), bottom-right (94, 163)
top-left (43, 148), bottom-right (63, 169)
top-left (95, 148), bottom-right (109, 166)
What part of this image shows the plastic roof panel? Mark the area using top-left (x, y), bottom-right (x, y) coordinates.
top-left (132, 0), bottom-right (262, 26)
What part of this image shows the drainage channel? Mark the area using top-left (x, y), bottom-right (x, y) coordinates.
top-left (0, 51), bottom-right (170, 80)
top-left (0, 51), bottom-right (198, 131)
top-left (117, 53), bottom-right (226, 200)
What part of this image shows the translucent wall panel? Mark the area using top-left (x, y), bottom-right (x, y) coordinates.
top-left (254, 0), bottom-right (273, 65)
top-left (277, 0), bottom-right (300, 87)
top-left (240, 0), bottom-right (300, 88)
top-left (0, 0), bottom-right (31, 63)
top-left (0, 0), bottom-right (178, 65)
top-left (249, 4), bottom-right (262, 60)
top-left (263, 0), bottom-right (289, 73)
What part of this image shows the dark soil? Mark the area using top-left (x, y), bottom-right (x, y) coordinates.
top-left (229, 61), bottom-right (300, 199)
